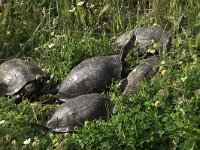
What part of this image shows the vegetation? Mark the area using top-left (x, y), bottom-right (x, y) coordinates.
top-left (0, 0), bottom-right (200, 149)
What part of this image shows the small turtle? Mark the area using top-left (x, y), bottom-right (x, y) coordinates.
top-left (112, 26), bottom-right (172, 54)
top-left (123, 55), bottom-right (160, 94)
top-left (58, 34), bottom-right (136, 102)
top-left (0, 59), bottom-right (47, 103)
top-left (46, 93), bottom-right (112, 133)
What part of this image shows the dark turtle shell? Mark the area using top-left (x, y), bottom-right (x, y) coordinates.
top-left (112, 26), bottom-right (172, 54)
top-left (46, 93), bottom-right (112, 133)
top-left (58, 35), bottom-right (136, 102)
top-left (124, 55), bottom-right (160, 94)
top-left (0, 59), bottom-right (47, 95)
top-left (58, 55), bottom-right (122, 101)
top-left (134, 26), bottom-right (172, 53)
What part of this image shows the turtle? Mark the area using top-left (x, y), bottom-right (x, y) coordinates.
top-left (112, 25), bottom-right (172, 54)
top-left (58, 34), bottom-right (136, 102)
top-left (122, 55), bottom-right (160, 94)
top-left (46, 93), bottom-right (113, 133)
top-left (0, 59), bottom-right (47, 103)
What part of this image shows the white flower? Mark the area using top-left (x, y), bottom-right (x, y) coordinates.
top-left (89, 4), bottom-right (94, 8)
top-left (153, 23), bottom-right (158, 26)
top-left (34, 47), bottom-right (39, 51)
top-left (69, 7), bottom-right (76, 12)
top-left (155, 101), bottom-right (160, 107)
top-left (180, 76), bottom-right (187, 82)
top-left (12, 140), bottom-right (16, 145)
top-left (0, 120), bottom-right (5, 125)
top-left (192, 54), bottom-right (197, 59)
top-left (161, 60), bottom-right (166, 65)
top-left (153, 43), bottom-right (158, 48)
top-left (150, 49), bottom-right (156, 54)
top-left (48, 43), bottom-right (55, 48)
top-left (52, 17), bottom-right (58, 26)
top-left (23, 138), bottom-right (31, 145)
top-left (77, 1), bottom-right (84, 6)
top-left (150, 39), bottom-right (155, 43)
top-left (147, 48), bottom-right (156, 54)
top-left (133, 68), bottom-right (137, 73)
top-left (34, 136), bottom-right (38, 141)
top-left (178, 61), bottom-right (183, 64)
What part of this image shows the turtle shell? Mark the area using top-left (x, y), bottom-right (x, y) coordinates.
top-left (0, 59), bottom-right (47, 95)
top-left (124, 55), bottom-right (160, 94)
top-left (112, 26), bottom-right (172, 54)
top-left (46, 93), bottom-right (112, 133)
top-left (58, 55), bottom-right (122, 101)
top-left (134, 26), bottom-right (172, 53)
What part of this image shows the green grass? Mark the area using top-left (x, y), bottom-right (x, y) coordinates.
top-left (0, 0), bottom-right (200, 149)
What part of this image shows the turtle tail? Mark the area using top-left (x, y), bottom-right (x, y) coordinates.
top-left (119, 33), bottom-right (136, 63)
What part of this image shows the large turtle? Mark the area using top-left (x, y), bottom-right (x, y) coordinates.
top-left (122, 55), bottom-right (160, 94)
top-left (0, 59), bottom-right (47, 103)
top-left (46, 93), bottom-right (112, 133)
top-left (58, 34), bottom-right (136, 102)
top-left (112, 25), bottom-right (172, 54)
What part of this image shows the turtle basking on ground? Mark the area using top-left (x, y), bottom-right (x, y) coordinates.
top-left (58, 34), bottom-right (136, 102)
top-left (0, 59), bottom-right (47, 103)
top-left (46, 93), bottom-right (113, 133)
top-left (112, 25), bottom-right (172, 54)
top-left (120, 55), bottom-right (160, 94)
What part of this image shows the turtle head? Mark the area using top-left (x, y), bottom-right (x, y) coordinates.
top-left (163, 34), bottom-right (172, 51)
top-left (24, 82), bottom-right (36, 94)
top-left (119, 32), bottom-right (136, 63)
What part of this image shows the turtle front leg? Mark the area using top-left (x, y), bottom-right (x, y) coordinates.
top-left (11, 94), bottom-right (22, 104)
top-left (117, 78), bottom-right (128, 91)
